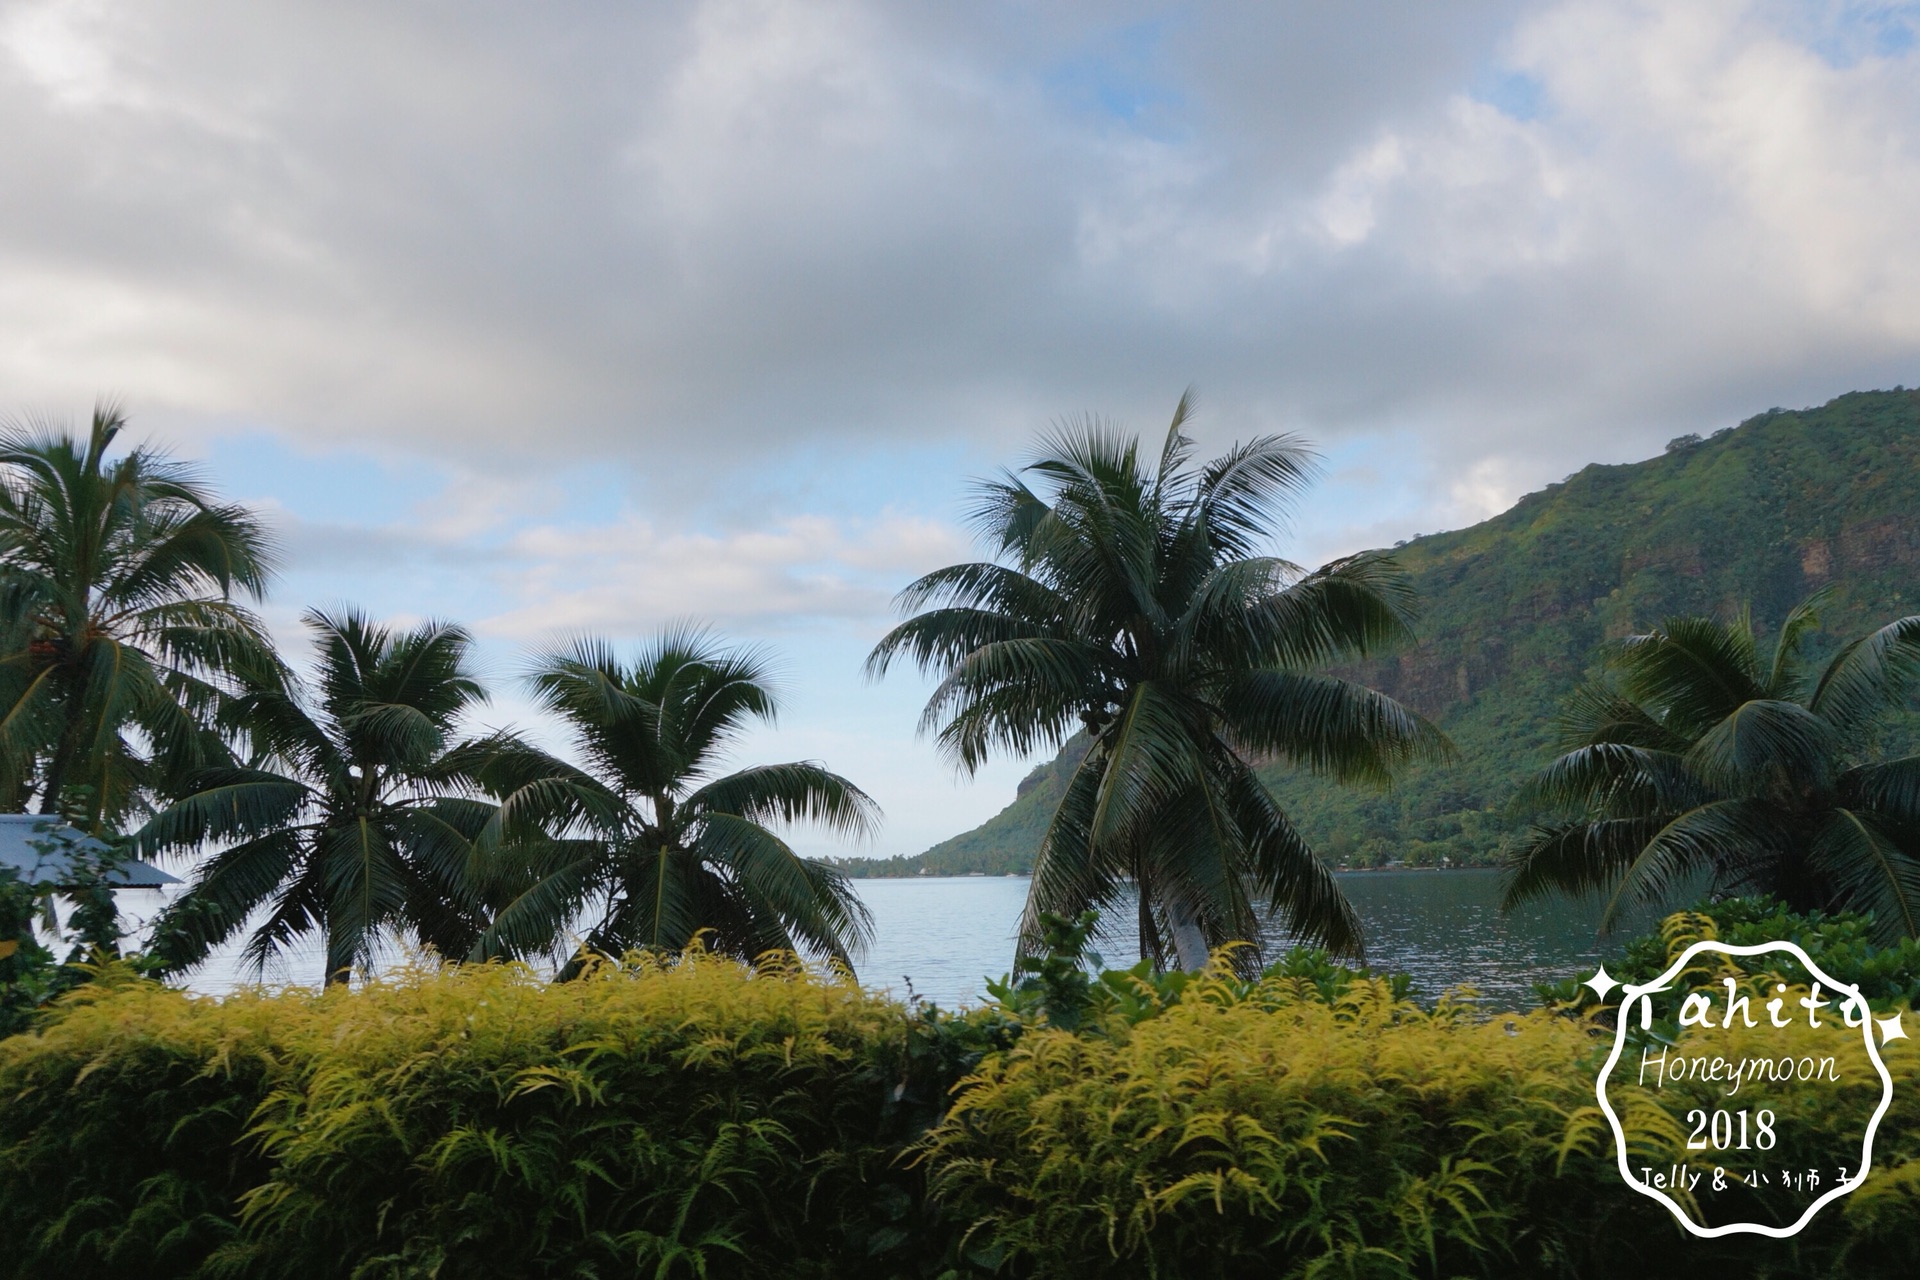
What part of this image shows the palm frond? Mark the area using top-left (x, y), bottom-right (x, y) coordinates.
top-left (685, 762), bottom-right (881, 839)
top-left (314, 817), bottom-right (410, 979)
top-left (1510, 742), bottom-right (1703, 820)
top-left (696, 812), bottom-right (873, 964)
top-left (1500, 817), bottom-right (1670, 911)
top-left (1842, 755), bottom-right (1920, 826)
top-left (1764, 587), bottom-right (1832, 698)
top-left (1214, 747), bottom-right (1362, 957)
top-left (1242, 553), bottom-right (1419, 670)
top-left (1221, 671), bottom-right (1450, 785)
top-left (1683, 699), bottom-right (1839, 797)
top-left (1612, 617), bottom-right (1765, 737)
top-left (1192, 431), bottom-right (1318, 561)
top-left (1601, 799), bottom-right (1780, 929)
top-left (471, 838), bottom-right (610, 962)
top-left (1808, 808), bottom-right (1920, 942)
top-left (1809, 614), bottom-right (1920, 734)
top-left (1089, 681), bottom-right (1205, 851)
top-left (146, 826), bottom-right (306, 973)
top-left (135, 770), bottom-right (312, 854)
top-left (1019, 747), bottom-right (1124, 959)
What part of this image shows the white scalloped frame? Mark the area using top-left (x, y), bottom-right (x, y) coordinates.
top-left (1594, 939), bottom-right (1897, 1239)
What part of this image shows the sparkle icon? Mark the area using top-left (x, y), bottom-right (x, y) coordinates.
top-left (1878, 1014), bottom-right (1908, 1045)
top-left (1582, 965), bottom-right (1619, 1000)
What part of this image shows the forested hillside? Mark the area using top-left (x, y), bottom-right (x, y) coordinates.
top-left (839, 389), bottom-right (1920, 877)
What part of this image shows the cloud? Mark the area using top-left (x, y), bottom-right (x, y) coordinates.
top-left (262, 483), bottom-right (970, 641)
top-left (0, 2), bottom-right (1538, 473)
top-left (7, 0), bottom-right (1920, 860)
top-left (6, 0), bottom-right (1915, 583)
top-left (13, 0), bottom-right (1916, 537)
top-left (0, 1), bottom-right (1910, 510)
top-left (478, 510), bottom-right (967, 639)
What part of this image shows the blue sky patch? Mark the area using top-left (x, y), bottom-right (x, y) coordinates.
top-left (1784, 0), bottom-right (1919, 67)
top-left (1040, 17), bottom-right (1186, 137)
top-left (1470, 66), bottom-right (1548, 122)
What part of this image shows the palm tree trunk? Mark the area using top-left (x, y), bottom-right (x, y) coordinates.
top-left (1137, 889), bottom-right (1157, 965)
top-left (323, 927), bottom-right (352, 987)
top-left (38, 697), bottom-right (84, 817)
top-left (1165, 895), bottom-right (1210, 972)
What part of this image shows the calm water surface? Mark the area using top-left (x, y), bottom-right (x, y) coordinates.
top-left (851, 868), bottom-right (1663, 1011)
top-left (171, 869), bottom-right (1665, 1012)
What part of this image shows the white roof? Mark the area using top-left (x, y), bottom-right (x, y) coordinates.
top-left (0, 813), bottom-right (179, 887)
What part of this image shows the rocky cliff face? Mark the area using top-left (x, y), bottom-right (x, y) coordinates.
top-left (1800, 514), bottom-right (1920, 584)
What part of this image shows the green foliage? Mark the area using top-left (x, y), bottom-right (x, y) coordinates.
top-left (1535, 895), bottom-right (1920, 1012)
top-left (1502, 591), bottom-right (1920, 939)
top-left (986, 909), bottom-right (1419, 1032)
top-left (1260, 943), bottom-right (1418, 1006)
top-left (0, 404), bottom-right (277, 827)
top-left (474, 629), bottom-right (878, 972)
top-left (882, 390), bottom-right (1920, 877)
top-left (2, 922), bottom-right (1916, 1278)
top-left (0, 950), bottom-right (1003, 1280)
top-left (0, 867), bottom-right (56, 1037)
top-left (0, 812), bottom-right (146, 1035)
top-left (869, 393), bottom-right (1445, 968)
top-left (926, 952), bottom-right (1920, 1279)
top-left (30, 808), bottom-right (131, 965)
top-left (986, 909), bottom-right (1107, 1029)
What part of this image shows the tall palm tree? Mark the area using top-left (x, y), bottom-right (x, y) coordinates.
top-left (140, 609), bottom-right (507, 984)
top-left (867, 394), bottom-right (1447, 970)
top-left (1503, 594), bottom-right (1920, 941)
top-left (0, 404), bottom-right (276, 828)
top-left (473, 631), bottom-right (876, 973)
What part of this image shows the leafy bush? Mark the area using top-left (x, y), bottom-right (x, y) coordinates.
top-left (2, 919), bottom-right (1916, 1279)
top-left (0, 868), bottom-right (57, 1039)
top-left (1534, 896), bottom-right (1920, 1011)
top-left (924, 952), bottom-right (1920, 1279)
top-left (986, 911), bottom-right (1419, 1034)
top-left (0, 820), bottom-right (140, 1039)
top-left (0, 949), bottom-right (1003, 1280)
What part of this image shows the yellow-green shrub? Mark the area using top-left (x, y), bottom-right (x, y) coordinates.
top-left (3, 928), bottom-right (1917, 1280)
top-left (921, 959), bottom-right (1920, 1279)
top-left (0, 950), bottom-right (988, 1280)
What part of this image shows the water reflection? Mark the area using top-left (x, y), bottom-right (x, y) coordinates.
top-left (859, 869), bottom-right (1681, 1012)
top-left (172, 869), bottom-right (1687, 1014)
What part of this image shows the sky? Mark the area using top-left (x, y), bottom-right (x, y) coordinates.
top-left (3, 0), bottom-right (1920, 858)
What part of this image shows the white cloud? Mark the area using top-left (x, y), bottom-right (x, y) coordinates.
top-left (8, 0), bottom-right (1920, 854)
top-left (479, 510), bottom-right (966, 639)
top-left (9, 0), bottom-right (1916, 600)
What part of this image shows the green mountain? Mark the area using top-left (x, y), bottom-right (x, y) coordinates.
top-left (837, 389), bottom-right (1920, 879)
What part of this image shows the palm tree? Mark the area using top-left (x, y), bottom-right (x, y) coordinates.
top-left (0, 404), bottom-right (276, 828)
top-left (473, 631), bottom-right (876, 973)
top-left (140, 609), bottom-right (508, 984)
top-left (867, 394), bottom-right (1447, 970)
top-left (1503, 593), bottom-right (1920, 941)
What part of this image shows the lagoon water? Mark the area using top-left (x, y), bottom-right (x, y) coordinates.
top-left (168, 868), bottom-right (1664, 1011)
top-left (859, 869), bottom-right (1659, 1011)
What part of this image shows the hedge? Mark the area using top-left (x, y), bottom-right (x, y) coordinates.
top-left (0, 950), bottom-right (1002, 1279)
top-left (0, 919), bottom-right (1915, 1279)
top-left (924, 968), bottom-right (1920, 1278)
